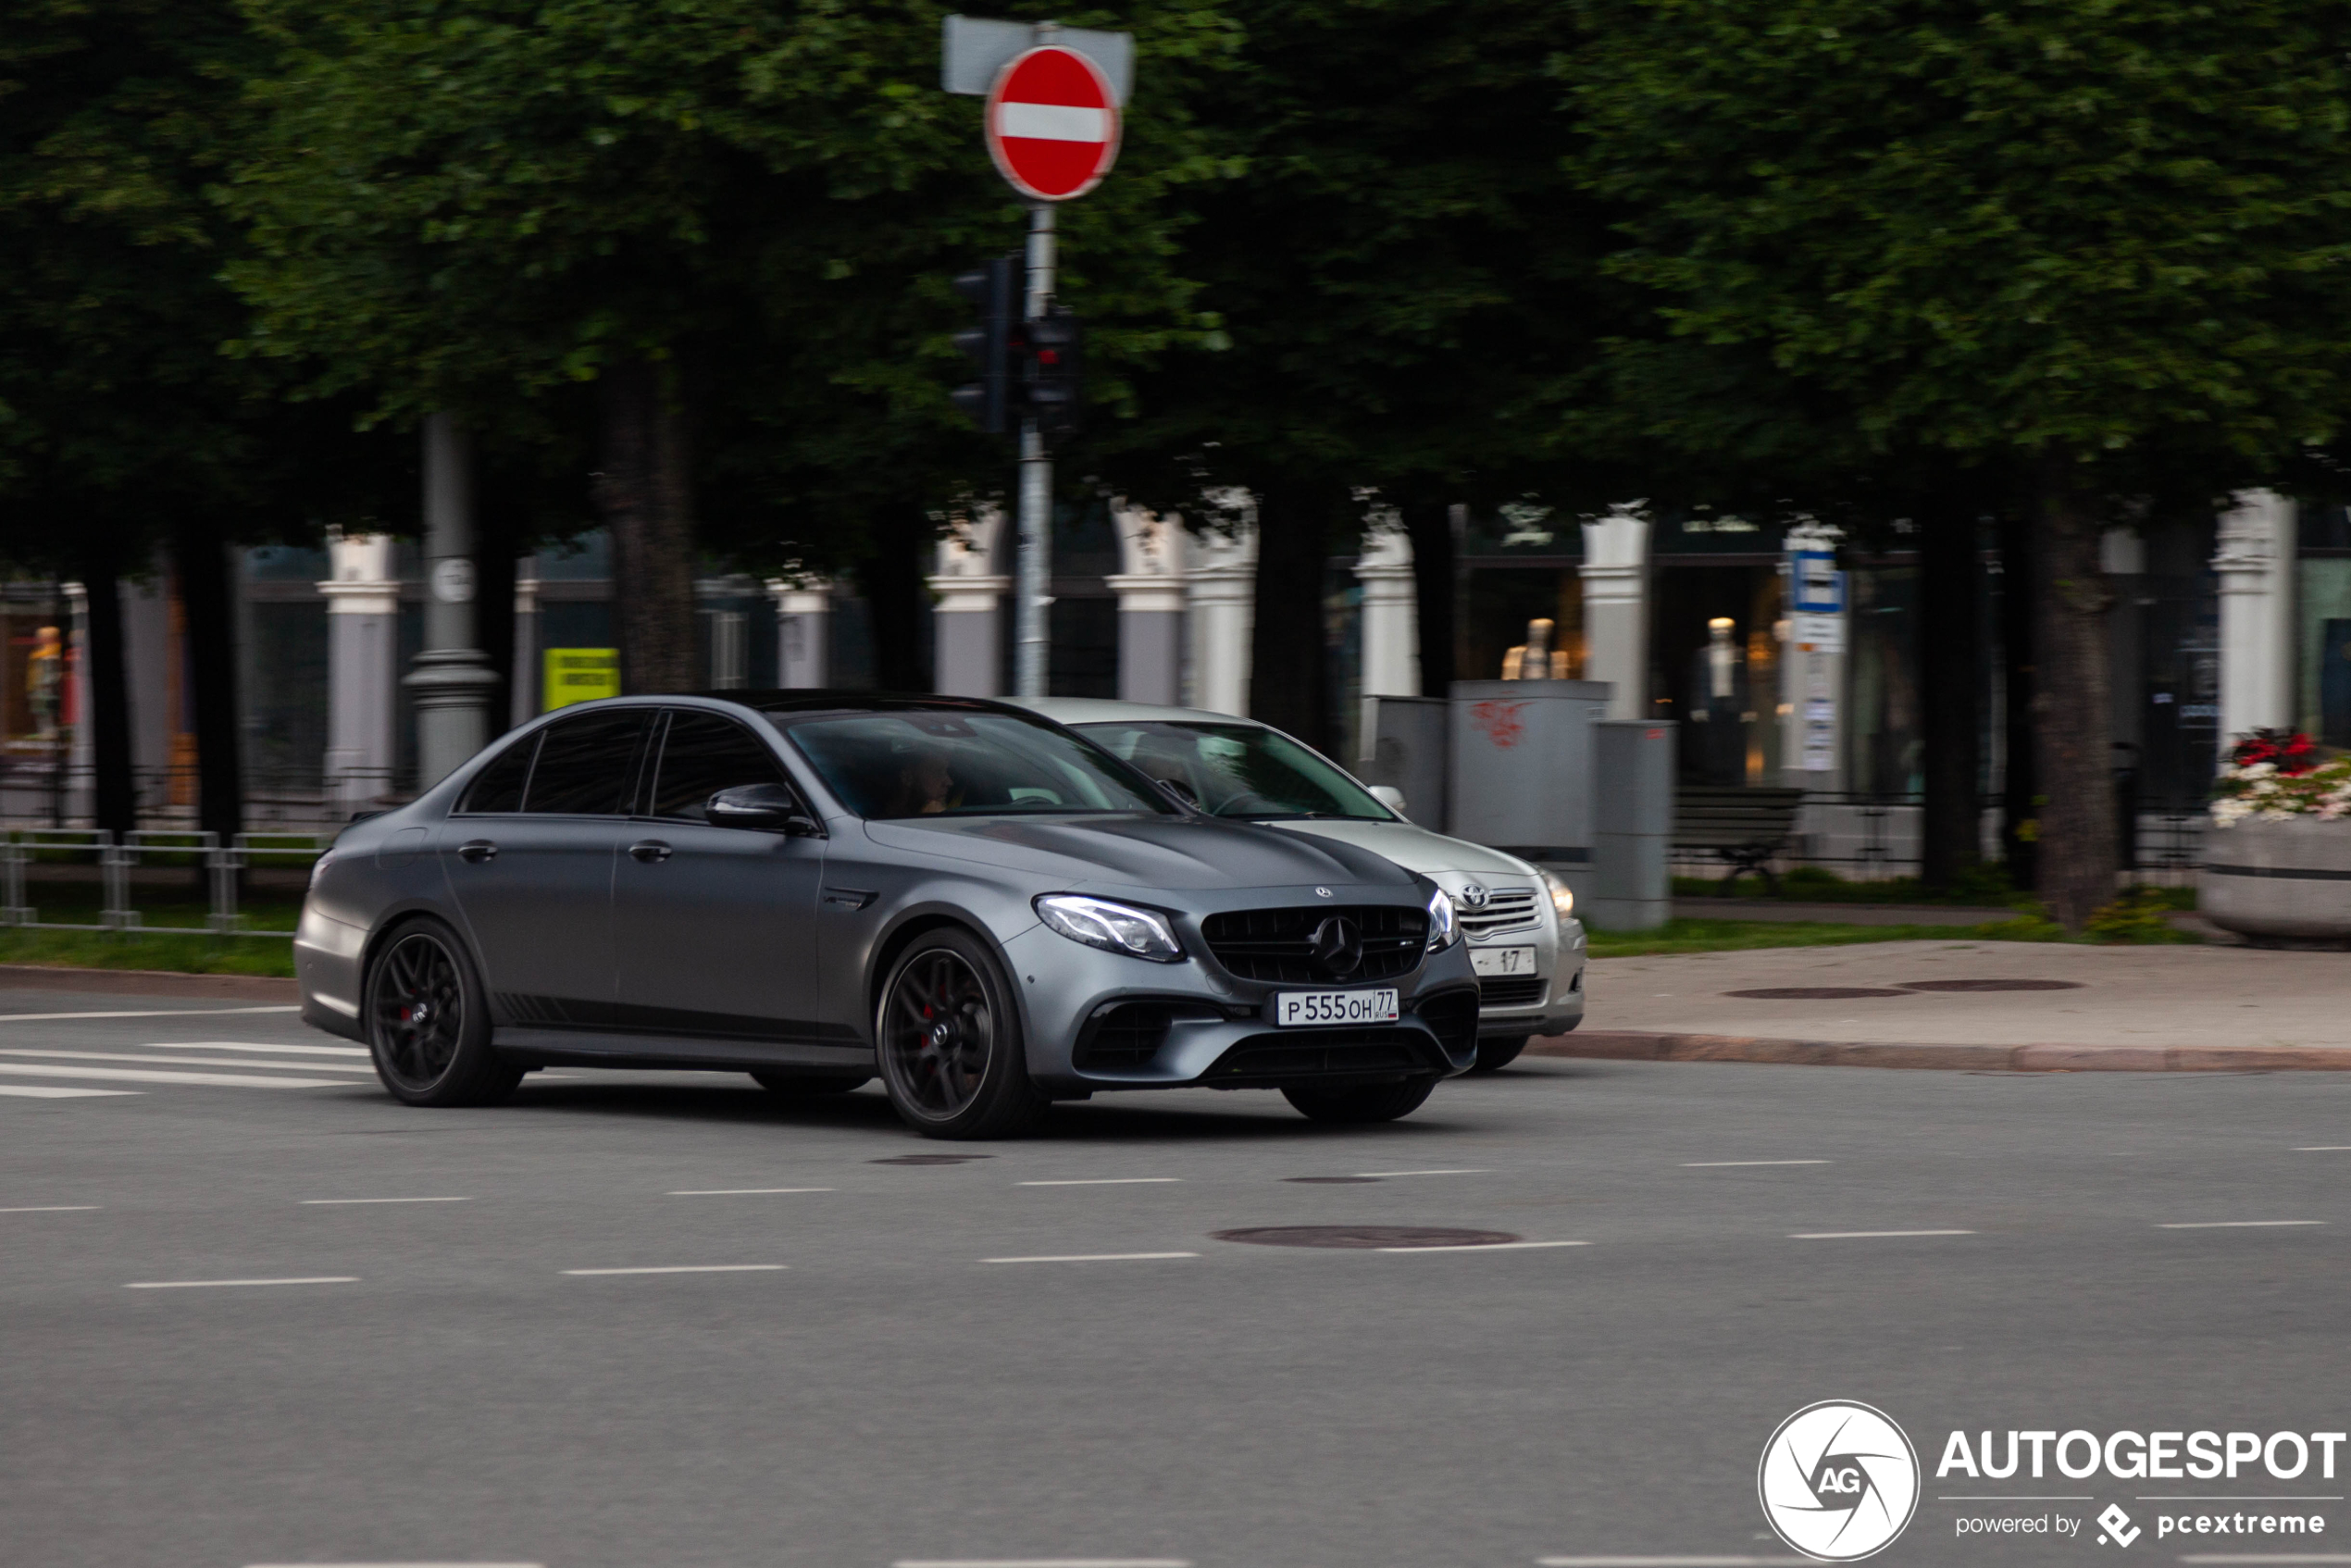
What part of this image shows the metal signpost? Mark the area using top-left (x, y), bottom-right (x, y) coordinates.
top-left (943, 18), bottom-right (1127, 698)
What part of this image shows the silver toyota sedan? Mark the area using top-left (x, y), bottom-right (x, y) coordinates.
top-left (296, 693), bottom-right (1482, 1139)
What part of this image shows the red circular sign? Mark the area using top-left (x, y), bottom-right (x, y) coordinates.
top-left (985, 45), bottom-right (1121, 202)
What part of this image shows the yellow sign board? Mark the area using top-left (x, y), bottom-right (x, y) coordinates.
top-left (542, 648), bottom-right (619, 712)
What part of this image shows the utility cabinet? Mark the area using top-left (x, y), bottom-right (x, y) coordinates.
top-left (1589, 720), bottom-right (1675, 929)
top-left (1447, 680), bottom-right (1612, 865)
top-left (1357, 695), bottom-right (1449, 828)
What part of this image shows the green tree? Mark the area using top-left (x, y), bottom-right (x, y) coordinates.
top-left (1561, 0), bottom-right (2351, 926)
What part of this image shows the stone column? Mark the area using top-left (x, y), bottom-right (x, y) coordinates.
top-left (1355, 517), bottom-right (1419, 698)
top-left (1107, 505), bottom-right (1187, 705)
top-left (768, 574), bottom-right (831, 689)
top-left (402, 414), bottom-right (498, 789)
top-left (2213, 489), bottom-right (2297, 745)
top-left (510, 556), bottom-right (541, 727)
top-left (1184, 504), bottom-right (1257, 716)
top-left (1580, 506), bottom-right (1650, 721)
top-left (318, 529), bottom-right (400, 808)
top-left (927, 509), bottom-right (1008, 698)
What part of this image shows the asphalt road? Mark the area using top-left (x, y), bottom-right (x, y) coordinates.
top-left (5, 987), bottom-right (2350, 1568)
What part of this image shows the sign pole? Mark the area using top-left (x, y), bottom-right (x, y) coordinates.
top-left (1014, 193), bottom-right (1057, 698)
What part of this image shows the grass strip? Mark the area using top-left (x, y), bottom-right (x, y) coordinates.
top-left (0, 928), bottom-right (295, 977)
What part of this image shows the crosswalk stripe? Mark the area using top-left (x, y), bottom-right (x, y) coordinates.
top-left (0, 1049), bottom-right (375, 1075)
top-left (0, 1085), bottom-right (139, 1099)
top-left (0, 1063), bottom-right (351, 1089)
top-left (142, 1039), bottom-right (369, 1057)
top-left (0, 1005), bottom-right (300, 1023)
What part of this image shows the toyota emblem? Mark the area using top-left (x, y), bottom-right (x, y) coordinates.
top-left (1459, 882), bottom-right (1491, 909)
top-left (1314, 886), bottom-right (1333, 898)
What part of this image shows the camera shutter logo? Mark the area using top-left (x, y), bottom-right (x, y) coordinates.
top-left (1757, 1400), bottom-right (1920, 1561)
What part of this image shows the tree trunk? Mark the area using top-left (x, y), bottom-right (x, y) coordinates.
top-left (1916, 504), bottom-right (1981, 890)
top-left (1997, 511), bottom-right (2038, 890)
top-left (78, 552), bottom-right (135, 839)
top-left (1400, 502), bottom-right (1455, 696)
top-left (2031, 462), bottom-right (2118, 929)
top-left (595, 355), bottom-right (698, 693)
top-left (1249, 486), bottom-right (1333, 751)
top-left (860, 505), bottom-right (932, 692)
top-left (173, 521), bottom-right (243, 860)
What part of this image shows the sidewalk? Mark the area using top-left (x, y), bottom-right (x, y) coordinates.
top-left (1536, 939), bottom-right (2351, 1070)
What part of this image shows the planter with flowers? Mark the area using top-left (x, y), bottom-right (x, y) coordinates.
top-left (2203, 730), bottom-right (2351, 941)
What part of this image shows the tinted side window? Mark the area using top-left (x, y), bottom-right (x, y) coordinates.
top-left (459, 734), bottom-right (538, 814)
top-left (523, 711), bottom-right (651, 815)
top-left (651, 711), bottom-right (788, 822)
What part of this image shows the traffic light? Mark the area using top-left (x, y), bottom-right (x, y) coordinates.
top-left (1023, 306), bottom-right (1085, 443)
top-left (950, 254), bottom-right (1021, 434)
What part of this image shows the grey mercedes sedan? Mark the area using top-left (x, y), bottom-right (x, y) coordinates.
top-left (296, 693), bottom-right (1483, 1139)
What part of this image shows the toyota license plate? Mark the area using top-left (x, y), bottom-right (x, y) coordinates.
top-left (1275, 989), bottom-right (1400, 1027)
top-left (1470, 945), bottom-right (1536, 977)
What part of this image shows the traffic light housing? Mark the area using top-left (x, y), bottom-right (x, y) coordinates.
top-left (950, 254), bottom-right (1021, 434)
top-left (1024, 307), bottom-right (1084, 444)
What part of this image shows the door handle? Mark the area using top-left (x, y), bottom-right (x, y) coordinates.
top-left (628, 840), bottom-right (674, 864)
top-left (457, 840), bottom-right (498, 865)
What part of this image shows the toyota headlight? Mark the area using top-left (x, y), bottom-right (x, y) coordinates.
top-left (1540, 869), bottom-right (1575, 921)
top-left (1425, 885), bottom-right (1458, 951)
top-left (1034, 895), bottom-right (1185, 963)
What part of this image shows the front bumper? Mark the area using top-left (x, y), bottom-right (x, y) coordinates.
top-left (1469, 915), bottom-right (1586, 1039)
top-left (1003, 920), bottom-right (1484, 1095)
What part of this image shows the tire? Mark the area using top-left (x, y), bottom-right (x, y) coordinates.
top-left (751, 1072), bottom-right (871, 1096)
top-left (1281, 1077), bottom-right (1437, 1125)
top-left (363, 917), bottom-right (522, 1108)
top-left (1468, 1034), bottom-right (1529, 1074)
top-left (874, 927), bottom-right (1047, 1140)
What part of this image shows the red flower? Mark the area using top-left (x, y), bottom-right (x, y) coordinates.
top-left (2231, 728), bottom-right (2320, 776)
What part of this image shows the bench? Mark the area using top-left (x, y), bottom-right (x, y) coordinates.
top-left (1673, 786), bottom-right (1807, 895)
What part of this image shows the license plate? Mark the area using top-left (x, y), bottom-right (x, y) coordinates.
top-left (1275, 989), bottom-right (1400, 1027)
top-left (1470, 946), bottom-right (1537, 977)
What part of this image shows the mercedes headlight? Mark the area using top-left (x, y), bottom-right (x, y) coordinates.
top-left (1425, 885), bottom-right (1458, 951)
top-left (1540, 869), bottom-right (1575, 921)
top-left (1034, 895), bottom-right (1185, 963)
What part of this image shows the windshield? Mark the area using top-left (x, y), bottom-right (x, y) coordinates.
top-left (1076, 720), bottom-right (1396, 822)
top-left (775, 710), bottom-right (1176, 820)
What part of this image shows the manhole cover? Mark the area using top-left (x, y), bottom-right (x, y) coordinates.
top-left (1283, 1176), bottom-right (1381, 1184)
top-left (1724, 987), bottom-right (1912, 1001)
top-left (1899, 978), bottom-right (2084, 992)
top-left (1213, 1226), bottom-right (1522, 1250)
top-left (869, 1153), bottom-right (994, 1165)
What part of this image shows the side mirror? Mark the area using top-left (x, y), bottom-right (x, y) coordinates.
top-left (1368, 784), bottom-right (1409, 819)
top-left (707, 782), bottom-right (820, 835)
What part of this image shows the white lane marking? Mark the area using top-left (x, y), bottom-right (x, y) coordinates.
top-left (0, 1005), bottom-right (300, 1022)
top-left (0, 1063), bottom-right (350, 1089)
top-left (2175, 1556), bottom-right (2351, 1564)
top-left (144, 1039), bottom-right (369, 1057)
top-left (0, 1085), bottom-right (139, 1099)
top-left (126, 1276), bottom-right (358, 1289)
top-left (0, 1204), bottom-right (100, 1212)
top-left (1537, 1558), bottom-right (1810, 1566)
top-left (2295, 1146), bottom-right (2351, 1151)
top-left (982, 1251), bottom-right (1198, 1264)
top-left (1380, 1239), bottom-right (1589, 1253)
top-left (300, 1197), bottom-right (471, 1206)
top-left (667, 1188), bottom-right (835, 1196)
top-left (1017, 1177), bottom-right (1180, 1187)
top-left (561, 1263), bottom-right (787, 1276)
top-left (0, 1049), bottom-right (375, 1074)
top-left (1684, 1160), bottom-right (1832, 1167)
top-left (896, 1560), bottom-right (1190, 1567)
top-left (2158, 1220), bottom-right (2326, 1229)
top-left (1352, 1168), bottom-right (1492, 1177)
top-left (245, 1562), bottom-right (548, 1567)
top-left (1789, 1229), bottom-right (1975, 1239)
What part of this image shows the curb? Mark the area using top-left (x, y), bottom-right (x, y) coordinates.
top-left (1526, 1030), bottom-right (2351, 1073)
top-left (0, 964), bottom-right (298, 1002)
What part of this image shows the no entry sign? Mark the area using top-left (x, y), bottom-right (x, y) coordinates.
top-left (986, 45), bottom-right (1121, 202)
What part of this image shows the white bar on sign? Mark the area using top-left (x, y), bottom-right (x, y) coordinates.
top-left (997, 102), bottom-right (1108, 143)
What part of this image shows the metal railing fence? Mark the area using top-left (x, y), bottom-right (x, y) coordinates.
top-left (0, 829), bottom-right (326, 936)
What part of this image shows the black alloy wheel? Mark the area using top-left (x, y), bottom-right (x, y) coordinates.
top-left (1469, 1034), bottom-right (1529, 1074)
top-left (876, 929), bottom-right (1045, 1139)
top-left (364, 919), bottom-right (521, 1107)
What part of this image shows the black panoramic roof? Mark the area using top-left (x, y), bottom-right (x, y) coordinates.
top-left (704, 690), bottom-right (1026, 718)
